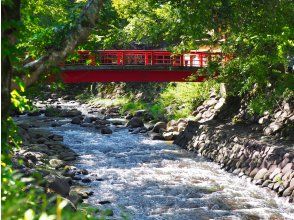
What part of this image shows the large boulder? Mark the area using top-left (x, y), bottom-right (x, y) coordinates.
top-left (45, 175), bottom-right (70, 197)
top-left (126, 117), bottom-right (144, 128)
top-left (152, 122), bottom-right (167, 133)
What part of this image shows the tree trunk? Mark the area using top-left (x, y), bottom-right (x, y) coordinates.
top-left (1, 0), bottom-right (21, 120)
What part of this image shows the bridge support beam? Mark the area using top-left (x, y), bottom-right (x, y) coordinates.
top-left (61, 69), bottom-right (205, 83)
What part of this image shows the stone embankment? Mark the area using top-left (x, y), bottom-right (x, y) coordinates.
top-left (98, 88), bottom-right (293, 201)
top-left (172, 91), bottom-right (294, 202)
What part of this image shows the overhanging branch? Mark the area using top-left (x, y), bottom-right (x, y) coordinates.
top-left (12, 0), bottom-right (103, 90)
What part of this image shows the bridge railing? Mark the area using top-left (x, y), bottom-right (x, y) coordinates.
top-left (64, 50), bottom-right (224, 67)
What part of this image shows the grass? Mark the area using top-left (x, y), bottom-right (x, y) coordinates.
top-left (77, 81), bottom-right (219, 121)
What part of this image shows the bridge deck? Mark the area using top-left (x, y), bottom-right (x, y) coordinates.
top-left (61, 66), bottom-right (203, 83)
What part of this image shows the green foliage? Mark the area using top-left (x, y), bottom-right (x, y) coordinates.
top-left (120, 101), bottom-right (147, 114)
top-left (109, 81), bottom-right (218, 120)
top-left (149, 103), bottom-right (165, 121)
top-left (18, 0), bottom-right (86, 57)
top-left (155, 81), bottom-right (219, 119)
top-left (103, 0), bottom-right (294, 114)
top-left (1, 161), bottom-right (100, 220)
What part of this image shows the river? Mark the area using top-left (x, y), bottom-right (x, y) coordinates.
top-left (16, 107), bottom-right (294, 219)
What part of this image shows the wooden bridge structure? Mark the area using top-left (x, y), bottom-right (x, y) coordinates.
top-left (60, 50), bottom-right (224, 83)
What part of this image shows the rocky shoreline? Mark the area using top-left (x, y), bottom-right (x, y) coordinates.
top-left (14, 110), bottom-right (105, 211)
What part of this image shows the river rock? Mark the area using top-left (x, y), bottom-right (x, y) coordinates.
top-left (24, 151), bottom-right (48, 162)
top-left (61, 109), bottom-right (82, 117)
top-left (206, 98), bottom-right (218, 107)
top-left (139, 127), bottom-right (148, 133)
top-left (214, 98), bottom-right (225, 110)
top-left (146, 124), bottom-right (154, 131)
top-left (63, 170), bottom-right (76, 178)
top-left (28, 110), bottom-right (41, 116)
top-left (67, 194), bottom-right (83, 210)
top-left (80, 123), bottom-right (93, 127)
top-left (264, 122), bottom-right (283, 135)
top-left (51, 122), bottom-right (62, 127)
top-left (282, 186), bottom-right (294, 197)
top-left (82, 178), bottom-right (91, 183)
top-left (45, 175), bottom-right (70, 196)
top-left (150, 133), bottom-right (165, 140)
top-left (125, 113), bottom-right (133, 120)
top-left (58, 152), bottom-right (76, 161)
top-left (177, 122), bottom-right (187, 133)
top-left (254, 168), bottom-right (268, 180)
top-left (81, 169), bottom-right (89, 175)
top-left (163, 132), bottom-right (174, 141)
top-left (83, 116), bottom-right (96, 123)
top-left (152, 122), bottom-right (167, 133)
top-left (45, 108), bottom-right (62, 117)
top-left (107, 118), bottom-right (126, 125)
top-left (269, 168), bottom-right (281, 180)
top-left (282, 163), bottom-right (293, 174)
top-left (101, 127), bottom-right (113, 134)
top-left (95, 119), bottom-right (110, 126)
top-left (131, 127), bottom-right (142, 134)
top-left (258, 116), bottom-right (270, 125)
top-left (36, 137), bottom-right (47, 144)
top-left (71, 116), bottom-right (83, 125)
top-left (49, 134), bottom-right (63, 141)
top-left (49, 159), bottom-right (65, 169)
top-left (126, 117), bottom-right (144, 128)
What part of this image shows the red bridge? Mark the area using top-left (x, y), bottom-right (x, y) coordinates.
top-left (61, 50), bottom-right (224, 83)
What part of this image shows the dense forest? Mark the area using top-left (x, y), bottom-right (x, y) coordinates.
top-left (2, 0), bottom-right (294, 219)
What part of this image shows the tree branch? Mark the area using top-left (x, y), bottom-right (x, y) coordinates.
top-left (12, 0), bottom-right (104, 90)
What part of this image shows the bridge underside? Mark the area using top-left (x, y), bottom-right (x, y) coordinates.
top-left (61, 66), bottom-right (204, 83)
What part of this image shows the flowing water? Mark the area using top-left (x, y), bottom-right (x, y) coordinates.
top-left (17, 113), bottom-right (294, 220)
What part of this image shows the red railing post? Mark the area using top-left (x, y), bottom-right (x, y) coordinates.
top-left (121, 51), bottom-right (124, 65)
top-left (90, 52), bottom-right (95, 65)
top-left (145, 52), bottom-right (148, 65)
top-left (181, 55), bottom-right (184, 66)
top-left (199, 53), bottom-right (203, 67)
top-left (117, 52), bottom-right (120, 65)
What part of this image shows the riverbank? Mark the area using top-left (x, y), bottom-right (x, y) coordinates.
top-left (13, 109), bottom-right (115, 218)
